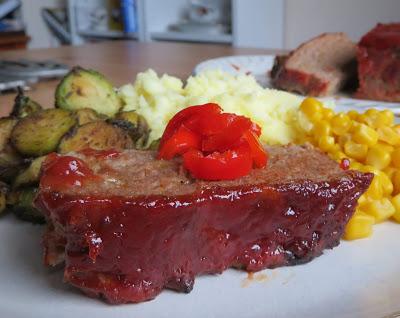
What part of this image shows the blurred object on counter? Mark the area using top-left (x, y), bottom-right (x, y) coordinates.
top-left (120, 0), bottom-right (137, 34)
top-left (0, 59), bottom-right (69, 92)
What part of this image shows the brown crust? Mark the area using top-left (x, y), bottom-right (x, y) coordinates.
top-left (45, 144), bottom-right (370, 197)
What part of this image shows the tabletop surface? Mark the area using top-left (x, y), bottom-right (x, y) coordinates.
top-left (0, 41), bottom-right (282, 116)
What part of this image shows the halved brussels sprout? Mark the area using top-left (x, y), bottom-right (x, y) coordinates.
top-left (58, 121), bottom-right (134, 154)
top-left (55, 67), bottom-right (122, 117)
top-left (11, 109), bottom-right (77, 157)
top-left (111, 111), bottom-right (150, 148)
top-left (7, 187), bottom-right (44, 223)
top-left (11, 88), bottom-right (43, 118)
top-left (13, 156), bottom-right (46, 189)
top-left (74, 108), bottom-right (105, 126)
top-left (0, 117), bottom-right (17, 150)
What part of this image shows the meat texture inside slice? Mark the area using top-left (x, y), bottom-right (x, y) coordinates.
top-left (271, 32), bottom-right (357, 96)
top-left (35, 145), bottom-right (372, 304)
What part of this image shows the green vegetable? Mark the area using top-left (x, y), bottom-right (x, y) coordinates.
top-left (74, 108), bottom-right (105, 126)
top-left (13, 156), bottom-right (46, 189)
top-left (7, 187), bottom-right (44, 223)
top-left (55, 67), bottom-right (122, 117)
top-left (58, 121), bottom-right (134, 154)
top-left (11, 108), bottom-right (77, 157)
top-left (11, 88), bottom-right (43, 118)
top-left (111, 111), bottom-right (150, 148)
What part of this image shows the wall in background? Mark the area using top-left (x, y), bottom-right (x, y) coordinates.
top-left (284, 0), bottom-right (400, 49)
top-left (20, 0), bottom-right (64, 49)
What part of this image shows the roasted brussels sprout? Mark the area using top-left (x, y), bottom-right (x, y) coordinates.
top-left (0, 145), bottom-right (25, 182)
top-left (55, 67), bottom-right (122, 117)
top-left (148, 138), bottom-right (160, 150)
top-left (13, 156), bottom-right (46, 189)
top-left (7, 187), bottom-right (44, 223)
top-left (0, 181), bottom-right (8, 214)
top-left (58, 121), bottom-right (134, 154)
top-left (0, 117), bottom-right (17, 150)
top-left (11, 88), bottom-right (43, 118)
top-left (0, 118), bottom-right (25, 182)
top-left (74, 108), bottom-right (105, 126)
top-left (11, 109), bottom-right (77, 157)
top-left (110, 111), bottom-right (150, 148)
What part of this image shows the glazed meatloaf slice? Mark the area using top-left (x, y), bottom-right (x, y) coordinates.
top-left (355, 23), bottom-right (400, 102)
top-left (271, 33), bottom-right (357, 96)
top-left (35, 145), bottom-right (372, 304)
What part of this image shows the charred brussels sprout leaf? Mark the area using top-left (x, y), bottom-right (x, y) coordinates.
top-left (7, 187), bottom-right (45, 223)
top-left (110, 111), bottom-right (150, 148)
top-left (0, 117), bottom-right (17, 150)
top-left (58, 121), bottom-right (134, 154)
top-left (0, 118), bottom-right (26, 182)
top-left (148, 139), bottom-right (160, 150)
top-left (11, 109), bottom-right (77, 157)
top-left (13, 156), bottom-right (46, 189)
top-left (56, 67), bottom-right (122, 117)
top-left (74, 108), bottom-right (105, 126)
top-left (11, 88), bottom-right (43, 118)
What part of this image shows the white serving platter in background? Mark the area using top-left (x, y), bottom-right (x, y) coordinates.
top-left (193, 55), bottom-right (400, 114)
top-left (1, 211), bottom-right (400, 318)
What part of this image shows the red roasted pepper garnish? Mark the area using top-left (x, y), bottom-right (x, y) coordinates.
top-left (340, 158), bottom-right (350, 170)
top-left (157, 103), bottom-right (268, 181)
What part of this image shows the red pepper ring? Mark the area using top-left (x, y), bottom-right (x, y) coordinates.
top-left (182, 145), bottom-right (253, 181)
top-left (157, 126), bottom-right (201, 160)
top-left (243, 131), bottom-right (268, 168)
top-left (159, 103), bottom-right (222, 149)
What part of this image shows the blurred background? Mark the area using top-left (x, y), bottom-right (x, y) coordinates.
top-left (1, 0), bottom-right (399, 52)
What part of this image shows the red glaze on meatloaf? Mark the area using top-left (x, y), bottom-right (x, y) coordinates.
top-left (35, 145), bottom-right (372, 304)
top-left (356, 23), bottom-right (400, 102)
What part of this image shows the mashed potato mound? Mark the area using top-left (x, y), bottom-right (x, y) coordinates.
top-left (118, 69), bottom-right (310, 145)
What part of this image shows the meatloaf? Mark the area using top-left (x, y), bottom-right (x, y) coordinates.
top-left (355, 23), bottom-right (400, 102)
top-left (34, 145), bottom-right (372, 304)
top-left (270, 33), bottom-right (357, 96)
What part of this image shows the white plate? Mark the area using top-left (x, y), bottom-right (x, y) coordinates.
top-left (1, 213), bottom-right (400, 318)
top-left (194, 55), bottom-right (400, 113)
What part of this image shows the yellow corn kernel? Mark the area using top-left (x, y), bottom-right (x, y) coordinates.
top-left (343, 140), bottom-right (368, 161)
top-left (364, 175), bottom-right (383, 200)
top-left (391, 148), bottom-right (400, 168)
top-left (377, 172), bottom-right (393, 196)
top-left (377, 126), bottom-right (400, 145)
top-left (330, 113), bottom-right (352, 135)
top-left (338, 134), bottom-right (352, 148)
top-left (358, 194), bottom-right (367, 205)
top-left (393, 124), bottom-right (400, 135)
top-left (384, 166), bottom-right (396, 179)
top-left (331, 151), bottom-right (347, 161)
top-left (362, 198), bottom-right (395, 223)
top-left (343, 210), bottom-right (374, 240)
top-left (347, 110), bottom-right (359, 120)
top-left (365, 144), bottom-right (391, 169)
top-left (390, 194), bottom-right (400, 223)
top-left (365, 108), bottom-right (379, 117)
top-left (300, 98), bottom-right (322, 120)
top-left (391, 170), bottom-right (400, 194)
top-left (350, 161), bottom-right (364, 171)
top-left (321, 107), bottom-right (334, 120)
top-left (377, 142), bottom-right (394, 153)
top-left (352, 124), bottom-right (378, 146)
top-left (318, 136), bottom-right (335, 152)
top-left (312, 120), bottom-right (331, 136)
top-left (379, 110), bottom-right (394, 127)
top-left (356, 114), bottom-right (369, 124)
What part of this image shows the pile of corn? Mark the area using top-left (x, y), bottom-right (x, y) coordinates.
top-left (299, 97), bottom-right (400, 240)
